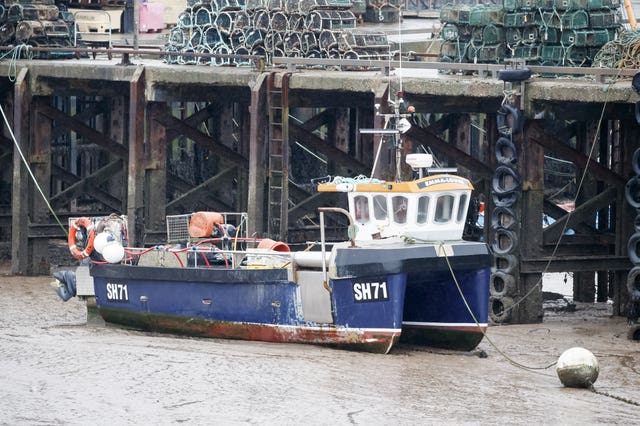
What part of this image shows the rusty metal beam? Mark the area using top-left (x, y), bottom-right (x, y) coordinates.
top-left (51, 102), bottom-right (103, 141)
top-left (521, 255), bottom-right (632, 273)
top-left (50, 160), bottom-right (123, 210)
top-left (153, 108), bottom-right (248, 168)
top-left (165, 103), bottom-right (217, 141)
top-left (167, 165), bottom-right (236, 211)
top-left (37, 102), bottom-right (128, 158)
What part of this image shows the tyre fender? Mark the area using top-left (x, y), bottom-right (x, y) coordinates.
top-left (489, 296), bottom-right (513, 323)
top-left (496, 103), bottom-right (522, 137)
top-left (627, 266), bottom-right (640, 300)
top-left (492, 165), bottom-right (521, 195)
top-left (496, 136), bottom-right (518, 165)
top-left (491, 206), bottom-right (518, 230)
top-left (498, 67), bottom-right (531, 82)
top-left (625, 176), bottom-right (640, 209)
top-left (490, 270), bottom-right (517, 297)
top-left (492, 253), bottom-right (518, 275)
top-left (628, 232), bottom-right (640, 265)
top-left (491, 227), bottom-right (518, 255)
top-left (633, 147), bottom-right (640, 176)
top-left (492, 190), bottom-right (519, 208)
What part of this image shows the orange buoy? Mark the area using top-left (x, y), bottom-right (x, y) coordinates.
top-left (257, 238), bottom-right (290, 252)
top-left (189, 212), bottom-right (224, 238)
top-left (68, 217), bottom-right (96, 260)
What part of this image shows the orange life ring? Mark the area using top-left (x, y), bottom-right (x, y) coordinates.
top-left (68, 217), bottom-right (96, 260)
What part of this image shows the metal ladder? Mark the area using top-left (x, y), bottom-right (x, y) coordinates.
top-left (267, 72), bottom-right (291, 240)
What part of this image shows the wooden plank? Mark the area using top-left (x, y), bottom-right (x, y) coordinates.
top-left (127, 65), bottom-right (145, 246)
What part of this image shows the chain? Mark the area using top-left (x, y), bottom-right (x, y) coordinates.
top-left (589, 384), bottom-right (640, 407)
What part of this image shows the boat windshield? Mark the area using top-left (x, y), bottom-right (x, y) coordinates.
top-left (434, 194), bottom-right (455, 223)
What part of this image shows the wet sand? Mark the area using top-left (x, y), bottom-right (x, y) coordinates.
top-left (1, 272), bottom-right (639, 425)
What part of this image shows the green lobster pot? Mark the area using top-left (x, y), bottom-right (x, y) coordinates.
top-left (472, 24), bottom-right (505, 44)
top-left (540, 11), bottom-right (562, 28)
top-left (537, 0), bottom-right (555, 9)
top-left (503, 12), bottom-right (537, 27)
top-left (502, 0), bottom-right (538, 11)
top-left (540, 27), bottom-right (560, 43)
top-left (469, 5), bottom-right (505, 27)
top-left (467, 43), bottom-right (506, 63)
top-left (440, 41), bottom-right (468, 61)
top-left (561, 29), bottom-right (615, 47)
top-left (586, 0), bottom-right (620, 9)
top-left (440, 4), bottom-right (472, 24)
top-left (522, 26), bottom-right (540, 44)
top-left (553, 0), bottom-right (589, 10)
top-left (541, 44), bottom-right (565, 62)
top-left (590, 11), bottom-right (621, 29)
top-left (565, 45), bottom-right (589, 65)
top-left (506, 27), bottom-right (522, 44)
top-left (562, 10), bottom-right (589, 29)
top-left (442, 23), bottom-right (473, 41)
top-left (513, 44), bottom-right (541, 61)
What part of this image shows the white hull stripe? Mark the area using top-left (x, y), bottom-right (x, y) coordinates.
top-left (245, 323), bottom-right (402, 334)
top-left (402, 321), bottom-right (488, 328)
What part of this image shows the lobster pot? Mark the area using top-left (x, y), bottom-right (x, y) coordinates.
top-left (245, 0), bottom-right (268, 10)
top-left (204, 25), bottom-right (224, 47)
top-left (298, 0), bottom-right (353, 13)
top-left (265, 30), bottom-right (284, 49)
top-left (283, 31), bottom-right (302, 55)
top-left (270, 10), bottom-right (290, 31)
top-left (289, 13), bottom-right (306, 31)
top-left (540, 11), bottom-right (562, 28)
top-left (300, 30), bottom-right (318, 53)
top-left (552, 0), bottom-right (589, 10)
top-left (540, 27), bottom-right (560, 43)
top-left (233, 46), bottom-right (253, 65)
top-left (565, 45), bottom-right (590, 64)
top-left (178, 48), bottom-right (198, 65)
top-left (212, 43), bottom-right (233, 66)
top-left (503, 12), bottom-right (536, 27)
top-left (267, 0), bottom-right (285, 10)
top-left (502, 0), bottom-right (538, 11)
top-left (541, 44), bottom-right (565, 63)
top-left (187, 0), bottom-right (206, 7)
top-left (589, 11), bottom-right (620, 29)
top-left (472, 24), bottom-right (505, 44)
top-left (338, 30), bottom-right (388, 50)
top-left (8, 4), bottom-right (59, 22)
top-left (245, 28), bottom-right (266, 48)
top-left (215, 12), bottom-right (235, 34)
top-left (0, 23), bottom-right (16, 44)
top-left (168, 27), bottom-right (189, 48)
top-left (252, 44), bottom-right (267, 57)
top-left (467, 43), bottom-right (506, 63)
top-left (441, 23), bottom-right (472, 42)
top-left (521, 25), bottom-right (540, 44)
top-left (188, 26), bottom-right (204, 47)
top-left (364, 5), bottom-right (398, 23)
top-left (230, 27), bottom-right (247, 49)
top-left (586, 0), bottom-right (619, 8)
top-left (439, 4), bottom-right (472, 24)
top-left (561, 29), bottom-right (615, 47)
top-left (306, 10), bottom-right (356, 30)
top-left (234, 11), bottom-right (251, 30)
top-left (193, 7), bottom-right (215, 26)
top-left (440, 41), bottom-right (468, 62)
top-left (513, 43), bottom-right (541, 61)
top-left (16, 19), bottom-right (68, 41)
top-left (562, 10), bottom-right (589, 29)
top-left (506, 27), bottom-right (522, 44)
top-left (216, 0), bottom-right (244, 10)
top-left (469, 5), bottom-right (504, 27)
top-left (253, 9), bottom-right (270, 30)
top-left (163, 45), bottom-right (181, 64)
top-left (338, 10), bottom-right (357, 28)
top-left (319, 29), bottom-right (339, 49)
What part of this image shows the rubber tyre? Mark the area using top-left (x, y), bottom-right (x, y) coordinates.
top-left (491, 228), bottom-right (518, 255)
top-left (627, 266), bottom-right (640, 300)
top-left (491, 206), bottom-right (517, 230)
top-left (489, 296), bottom-right (513, 324)
top-left (497, 104), bottom-right (522, 137)
top-left (492, 165), bottom-right (521, 195)
top-left (625, 176), bottom-right (640, 209)
top-left (633, 147), bottom-right (640, 176)
top-left (492, 253), bottom-right (518, 275)
top-left (628, 323), bottom-right (640, 341)
top-left (496, 136), bottom-right (518, 165)
top-left (490, 271), bottom-right (516, 297)
top-left (498, 67), bottom-right (531, 82)
top-left (628, 232), bottom-right (640, 265)
top-left (492, 190), bottom-right (519, 208)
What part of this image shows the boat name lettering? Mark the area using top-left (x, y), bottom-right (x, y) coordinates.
top-left (353, 280), bottom-right (389, 303)
top-left (106, 282), bottom-right (129, 302)
top-left (418, 177), bottom-right (466, 188)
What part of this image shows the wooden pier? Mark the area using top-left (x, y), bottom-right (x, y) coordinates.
top-left (1, 53), bottom-right (638, 324)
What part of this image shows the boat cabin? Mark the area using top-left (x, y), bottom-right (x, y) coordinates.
top-left (317, 154), bottom-right (473, 242)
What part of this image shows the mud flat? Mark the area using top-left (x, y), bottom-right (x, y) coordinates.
top-left (0, 270), bottom-right (638, 425)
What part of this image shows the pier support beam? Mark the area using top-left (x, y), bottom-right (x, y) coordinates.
top-left (127, 66), bottom-right (145, 246)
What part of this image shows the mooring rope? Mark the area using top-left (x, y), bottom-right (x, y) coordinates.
top-left (593, 29), bottom-right (640, 68)
top-left (0, 44), bottom-right (33, 82)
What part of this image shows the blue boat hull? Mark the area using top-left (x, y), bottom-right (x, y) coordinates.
top-left (90, 265), bottom-right (406, 354)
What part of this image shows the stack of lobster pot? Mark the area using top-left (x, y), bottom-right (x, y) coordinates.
top-left (163, 0), bottom-right (390, 66)
top-left (439, 0), bottom-right (622, 67)
top-left (0, 0), bottom-right (77, 57)
top-left (488, 92), bottom-right (525, 323)
top-left (625, 144), bottom-right (640, 340)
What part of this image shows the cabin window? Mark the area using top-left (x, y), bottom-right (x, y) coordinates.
top-left (354, 195), bottom-right (370, 223)
top-left (435, 194), bottom-right (454, 223)
top-left (392, 196), bottom-right (408, 224)
top-left (417, 196), bottom-right (430, 224)
top-left (373, 195), bottom-right (388, 220)
top-left (457, 193), bottom-right (468, 223)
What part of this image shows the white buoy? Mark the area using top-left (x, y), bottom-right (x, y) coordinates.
top-left (102, 241), bottom-right (125, 264)
top-left (94, 232), bottom-right (112, 254)
top-left (556, 347), bottom-right (599, 388)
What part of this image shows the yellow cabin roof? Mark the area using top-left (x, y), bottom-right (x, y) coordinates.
top-left (317, 175), bottom-right (474, 193)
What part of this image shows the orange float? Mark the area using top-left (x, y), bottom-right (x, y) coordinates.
top-left (68, 217), bottom-right (96, 260)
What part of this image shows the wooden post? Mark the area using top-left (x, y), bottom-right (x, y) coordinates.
top-left (127, 65), bottom-right (145, 246)
top-left (145, 102), bottom-right (167, 244)
top-left (247, 73), bottom-right (268, 238)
